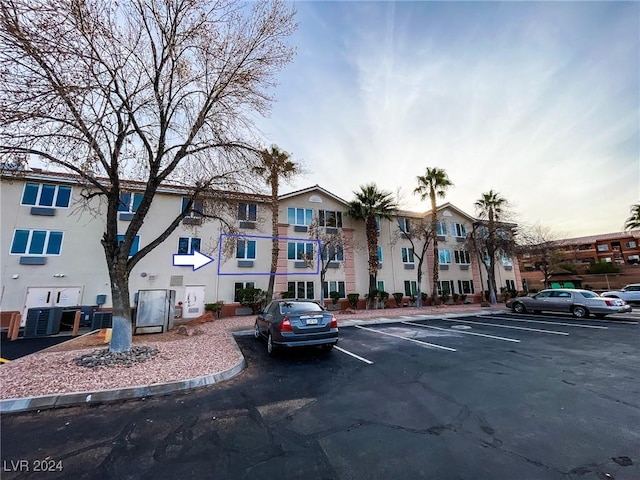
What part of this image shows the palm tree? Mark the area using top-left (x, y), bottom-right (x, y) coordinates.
top-left (347, 184), bottom-right (397, 309)
top-left (474, 189), bottom-right (508, 304)
top-left (254, 145), bottom-right (299, 301)
top-left (625, 203), bottom-right (640, 231)
top-left (414, 168), bottom-right (453, 305)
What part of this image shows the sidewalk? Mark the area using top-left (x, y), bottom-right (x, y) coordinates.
top-left (0, 304), bottom-right (506, 414)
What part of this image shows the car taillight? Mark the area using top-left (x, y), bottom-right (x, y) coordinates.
top-left (330, 315), bottom-right (338, 329)
top-left (280, 317), bottom-right (292, 332)
top-left (604, 300), bottom-right (615, 306)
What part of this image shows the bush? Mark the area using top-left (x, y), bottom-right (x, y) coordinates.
top-left (204, 301), bottom-right (224, 317)
top-left (587, 262), bottom-right (620, 274)
top-left (236, 286), bottom-right (267, 314)
top-left (329, 291), bottom-right (341, 305)
top-left (378, 291), bottom-right (389, 307)
top-left (392, 292), bottom-right (404, 307)
top-left (347, 293), bottom-right (360, 309)
top-left (281, 290), bottom-right (295, 299)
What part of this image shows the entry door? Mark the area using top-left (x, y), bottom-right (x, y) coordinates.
top-left (182, 285), bottom-right (206, 319)
top-left (22, 286), bottom-right (83, 325)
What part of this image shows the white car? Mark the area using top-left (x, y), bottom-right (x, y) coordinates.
top-left (601, 284), bottom-right (640, 305)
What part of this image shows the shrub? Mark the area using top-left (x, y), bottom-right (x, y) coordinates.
top-left (347, 293), bottom-right (360, 309)
top-left (281, 290), bottom-right (295, 299)
top-left (329, 291), bottom-right (341, 305)
top-left (204, 301), bottom-right (224, 317)
top-left (587, 262), bottom-right (620, 274)
top-left (378, 291), bottom-right (389, 308)
top-left (392, 292), bottom-right (404, 307)
top-left (236, 286), bottom-right (267, 314)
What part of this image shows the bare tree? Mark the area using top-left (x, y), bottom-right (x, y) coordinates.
top-left (0, 0), bottom-right (297, 352)
top-left (394, 217), bottom-right (434, 307)
top-left (307, 220), bottom-right (351, 305)
top-left (518, 224), bottom-right (567, 289)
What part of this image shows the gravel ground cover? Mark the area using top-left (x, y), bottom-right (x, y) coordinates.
top-left (0, 304), bottom-right (497, 400)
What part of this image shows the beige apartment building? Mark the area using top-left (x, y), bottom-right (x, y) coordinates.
top-left (1, 170), bottom-right (521, 321)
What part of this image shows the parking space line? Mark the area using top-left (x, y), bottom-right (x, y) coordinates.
top-left (487, 315), bottom-right (608, 329)
top-left (355, 325), bottom-right (457, 351)
top-left (439, 318), bottom-right (569, 335)
top-left (334, 346), bottom-right (374, 364)
top-left (402, 321), bottom-right (521, 343)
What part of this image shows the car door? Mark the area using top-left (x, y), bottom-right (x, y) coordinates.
top-left (257, 301), bottom-right (275, 335)
top-left (549, 290), bottom-right (573, 313)
top-left (529, 290), bottom-right (552, 312)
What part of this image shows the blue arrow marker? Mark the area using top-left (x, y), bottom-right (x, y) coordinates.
top-left (172, 251), bottom-right (214, 271)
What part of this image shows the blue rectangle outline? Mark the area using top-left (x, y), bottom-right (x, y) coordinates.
top-left (217, 233), bottom-right (321, 276)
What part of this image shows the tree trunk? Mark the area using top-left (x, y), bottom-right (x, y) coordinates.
top-left (431, 192), bottom-right (439, 304)
top-left (365, 216), bottom-right (378, 310)
top-left (416, 261), bottom-right (423, 308)
top-left (108, 259), bottom-right (133, 353)
top-left (266, 175), bottom-right (279, 301)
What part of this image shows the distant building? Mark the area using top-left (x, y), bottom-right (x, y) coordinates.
top-left (1, 170), bottom-right (521, 320)
top-left (518, 231), bottom-right (640, 292)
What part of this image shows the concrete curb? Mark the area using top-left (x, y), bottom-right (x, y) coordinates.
top-left (0, 308), bottom-right (502, 414)
top-left (0, 336), bottom-right (247, 415)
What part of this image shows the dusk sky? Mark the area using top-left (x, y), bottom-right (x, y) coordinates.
top-left (254, 1), bottom-right (639, 238)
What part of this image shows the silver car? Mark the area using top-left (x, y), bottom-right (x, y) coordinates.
top-left (507, 288), bottom-right (632, 318)
top-left (601, 284), bottom-right (640, 305)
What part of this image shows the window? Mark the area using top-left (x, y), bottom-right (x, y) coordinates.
top-left (287, 242), bottom-right (314, 260)
top-left (319, 210), bottom-right (343, 228)
top-left (116, 234), bottom-right (140, 256)
top-left (288, 281), bottom-right (315, 300)
top-left (287, 207), bottom-right (312, 226)
top-left (236, 239), bottom-right (256, 259)
top-left (439, 249), bottom-right (451, 264)
top-left (451, 222), bottom-right (466, 237)
top-left (377, 280), bottom-right (385, 292)
top-left (457, 280), bottom-right (475, 294)
top-left (404, 280), bottom-right (417, 297)
top-left (21, 183), bottom-right (72, 208)
top-left (323, 281), bottom-right (346, 299)
top-left (628, 255), bottom-right (640, 263)
top-left (436, 221), bottom-right (447, 236)
top-left (377, 246), bottom-right (383, 265)
top-left (234, 282), bottom-right (255, 302)
top-left (437, 280), bottom-right (454, 295)
top-left (11, 229), bottom-right (64, 255)
top-left (238, 203), bottom-right (257, 222)
top-left (625, 241), bottom-right (637, 248)
top-left (597, 244), bottom-right (609, 252)
top-left (454, 250), bottom-right (470, 264)
top-left (398, 218), bottom-right (411, 233)
top-left (322, 245), bottom-right (344, 261)
top-left (178, 237), bottom-right (201, 255)
top-left (505, 279), bottom-right (516, 291)
top-left (119, 192), bottom-right (144, 213)
top-left (181, 197), bottom-right (204, 217)
top-left (501, 254), bottom-right (513, 266)
top-left (375, 216), bottom-right (381, 232)
top-left (401, 247), bottom-right (414, 264)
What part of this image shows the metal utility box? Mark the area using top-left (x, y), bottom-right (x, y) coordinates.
top-left (24, 307), bottom-right (63, 337)
top-left (134, 289), bottom-right (176, 335)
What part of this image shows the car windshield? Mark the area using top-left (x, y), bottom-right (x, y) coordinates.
top-left (578, 291), bottom-right (599, 298)
top-left (279, 302), bottom-right (323, 314)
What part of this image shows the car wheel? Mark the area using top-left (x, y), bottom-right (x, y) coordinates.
top-left (253, 321), bottom-right (261, 339)
top-left (572, 306), bottom-right (588, 319)
top-left (512, 302), bottom-right (526, 314)
top-left (267, 332), bottom-right (276, 356)
top-left (321, 343), bottom-right (334, 352)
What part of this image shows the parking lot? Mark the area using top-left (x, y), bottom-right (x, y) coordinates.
top-left (1, 311), bottom-right (639, 480)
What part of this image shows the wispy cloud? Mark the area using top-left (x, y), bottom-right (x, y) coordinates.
top-left (256, 1), bottom-right (639, 236)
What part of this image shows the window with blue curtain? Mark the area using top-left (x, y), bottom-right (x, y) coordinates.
top-left (377, 246), bottom-right (383, 264)
top-left (401, 247), bottom-right (414, 263)
top-left (21, 183), bottom-right (71, 207)
top-left (439, 249), bottom-right (451, 264)
top-left (10, 229), bottom-right (64, 255)
top-left (119, 193), bottom-right (143, 212)
top-left (237, 239), bottom-right (256, 259)
top-left (117, 234), bottom-right (140, 256)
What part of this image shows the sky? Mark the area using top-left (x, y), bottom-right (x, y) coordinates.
top-left (254, 0), bottom-right (640, 239)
